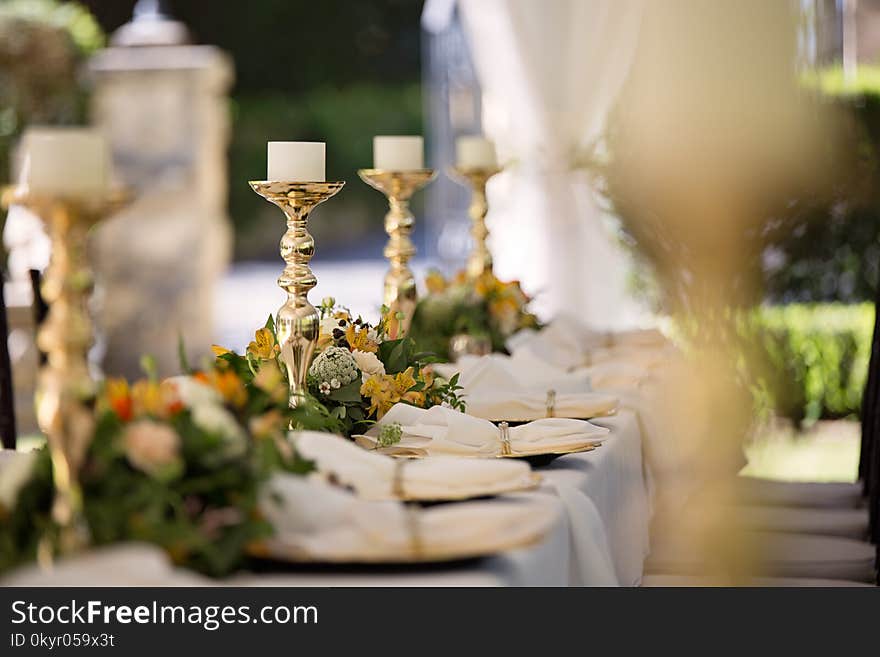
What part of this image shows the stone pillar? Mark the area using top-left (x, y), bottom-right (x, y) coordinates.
top-left (88, 12), bottom-right (233, 378)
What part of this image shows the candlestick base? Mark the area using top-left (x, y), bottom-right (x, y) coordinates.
top-left (249, 180), bottom-right (345, 408)
top-left (449, 166), bottom-right (502, 279)
top-left (358, 169), bottom-right (435, 334)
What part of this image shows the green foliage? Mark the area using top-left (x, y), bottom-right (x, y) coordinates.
top-left (0, 0), bottom-right (104, 54)
top-left (433, 372), bottom-right (467, 413)
top-left (0, 405), bottom-right (314, 577)
top-left (741, 303), bottom-right (874, 425)
top-left (408, 271), bottom-right (540, 361)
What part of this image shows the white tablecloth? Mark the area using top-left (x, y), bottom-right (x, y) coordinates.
top-left (0, 408), bottom-right (651, 587)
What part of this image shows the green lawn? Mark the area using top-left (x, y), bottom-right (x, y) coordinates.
top-left (741, 420), bottom-right (861, 483)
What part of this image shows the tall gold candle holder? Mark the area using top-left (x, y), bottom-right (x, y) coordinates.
top-left (358, 169), bottom-right (435, 333)
top-left (1, 186), bottom-right (122, 556)
top-left (249, 180), bottom-right (345, 408)
top-left (449, 166), bottom-right (502, 279)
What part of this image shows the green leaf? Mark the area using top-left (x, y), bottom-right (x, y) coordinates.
top-left (140, 354), bottom-right (158, 381)
top-left (178, 334), bottom-right (193, 374)
top-left (328, 379), bottom-right (363, 403)
top-left (218, 352), bottom-right (253, 382)
top-left (264, 314), bottom-right (277, 337)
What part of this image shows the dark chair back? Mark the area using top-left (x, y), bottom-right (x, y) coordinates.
top-left (0, 277), bottom-right (16, 449)
top-left (864, 281), bottom-right (880, 547)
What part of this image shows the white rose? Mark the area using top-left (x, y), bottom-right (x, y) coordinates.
top-left (123, 420), bottom-right (181, 475)
top-left (191, 403), bottom-right (247, 459)
top-left (351, 349), bottom-right (385, 381)
top-left (165, 376), bottom-right (221, 408)
top-left (0, 450), bottom-right (37, 510)
top-left (320, 317), bottom-right (339, 337)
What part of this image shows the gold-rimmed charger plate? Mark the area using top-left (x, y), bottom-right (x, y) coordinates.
top-left (384, 443), bottom-right (602, 460)
top-left (487, 406), bottom-right (619, 424)
top-left (391, 472), bottom-right (542, 503)
top-left (248, 499), bottom-right (553, 565)
top-left (496, 442), bottom-right (601, 459)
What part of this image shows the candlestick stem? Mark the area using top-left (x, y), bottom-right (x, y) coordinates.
top-left (450, 166), bottom-right (502, 279)
top-left (250, 181), bottom-right (344, 408)
top-left (1, 188), bottom-right (123, 557)
top-left (358, 169), bottom-right (435, 334)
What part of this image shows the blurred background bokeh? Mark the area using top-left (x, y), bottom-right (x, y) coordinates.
top-left (2, 0), bottom-right (879, 486)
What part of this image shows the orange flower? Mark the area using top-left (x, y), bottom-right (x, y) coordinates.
top-left (211, 370), bottom-right (248, 409)
top-left (104, 378), bottom-right (133, 422)
top-left (195, 369), bottom-right (247, 409)
top-left (131, 380), bottom-right (184, 419)
top-left (211, 344), bottom-right (231, 357)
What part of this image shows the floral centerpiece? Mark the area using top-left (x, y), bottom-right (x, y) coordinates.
top-left (212, 299), bottom-right (465, 440)
top-left (0, 361), bottom-right (314, 577)
top-left (407, 270), bottom-right (540, 360)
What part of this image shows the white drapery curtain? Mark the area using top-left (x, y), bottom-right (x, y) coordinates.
top-left (457, 0), bottom-right (645, 327)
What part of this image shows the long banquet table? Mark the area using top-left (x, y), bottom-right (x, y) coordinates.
top-left (0, 409), bottom-right (652, 587)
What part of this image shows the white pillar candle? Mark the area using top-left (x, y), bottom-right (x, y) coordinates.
top-left (373, 135), bottom-right (424, 170)
top-left (19, 127), bottom-right (109, 197)
top-left (455, 136), bottom-right (498, 168)
top-left (267, 141), bottom-right (325, 181)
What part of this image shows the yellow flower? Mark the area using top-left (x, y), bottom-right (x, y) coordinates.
top-left (425, 269), bottom-right (447, 294)
top-left (392, 367), bottom-right (417, 396)
top-left (360, 374), bottom-right (395, 419)
top-left (346, 324), bottom-right (378, 353)
top-left (131, 380), bottom-right (165, 418)
top-left (360, 367), bottom-right (422, 419)
top-left (211, 344), bottom-right (231, 357)
top-left (247, 327), bottom-right (278, 360)
top-left (473, 271), bottom-right (502, 298)
top-left (253, 359), bottom-right (287, 403)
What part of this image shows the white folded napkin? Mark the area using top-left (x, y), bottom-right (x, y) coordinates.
top-left (433, 353), bottom-right (618, 420)
top-left (292, 431), bottom-right (537, 501)
top-left (260, 474), bottom-right (556, 562)
top-left (507, 313), bottom-right (669, 370)
top-left (355, 403), bottom-right (608, 458)
top-left (435, 352), bottom-right (591, 394)
top-left (506, 313), bottom-right (607, 369)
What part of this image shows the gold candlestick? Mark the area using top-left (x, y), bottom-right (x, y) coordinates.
top-left (358, 169), bottom-right (435, 334)
top-left (249, 180), bottom-right (345, 408)
top-left (1, 186), bottom-right (122, 555)
top-left (449, 166), bottom-right (502, 279)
